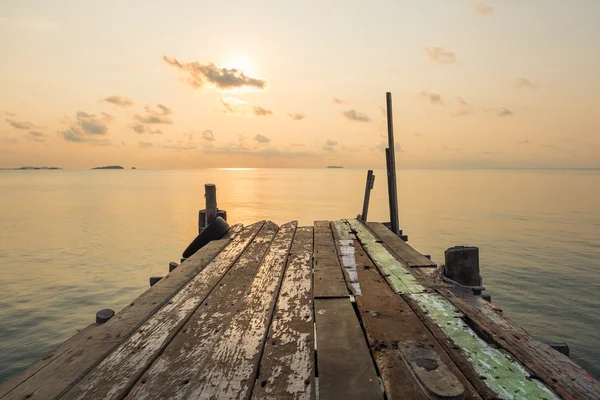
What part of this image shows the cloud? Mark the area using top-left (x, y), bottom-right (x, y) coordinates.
top-left (332, 97), bottom-right (349, 104)
top-left (288, 113), bottom-right (306, 120)
top-left (515, 78), bottom-right (537, 89)
top-left (163, 56), bottom-right (268, 91)
top-left (323, 139), bottom-right (338, 152)
top-left (252, 106), bottom-right (273, 116)
top-left (457, 97), bottom-right (468, 106)
top-left (518, 139), bottom-right (531, 144)
top-left (59, 127), bottom-right (111, 145)
top-left (6, 118), bottom-right (35, 130)
top-left (134, 104), bottom-right (173, 124)
top-left (27, 131), bottom-right (45, 142)
top-left (160, 143), bottom-right (196, 151)
top-left (424, 47), bottom-right (456, 64)
top-left (452, 96), bottom-right (474, 116)
top-left (4, 111), bottom-right (16, 117)
top-left (202, 129), bottom-right (215, 141)
top-left (138, 141), bottom-right (154, 148)
top-left (129, 123), bottom-right (162, 134)
top-left (421, 91), bottom-right (444, 105)
top-left (497, 108), bottom-right (513, 117)
top-left (473, 0), bottom-right (494, 15)
top-left (377, 141), bottom-right (402, 152)
top-left (254, 134), bottom-right (271, 144)
top-left (75, 111), bottom-right (108, 134)
top-left (102, 96), bottom-right (135, 108)
top-left (220, 98), bottom-right (235, 113)
top-left (342, 110), bottom-right (372, 122)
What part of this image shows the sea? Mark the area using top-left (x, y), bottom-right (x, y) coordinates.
top-left (0, 168), bottom-right (599, 383)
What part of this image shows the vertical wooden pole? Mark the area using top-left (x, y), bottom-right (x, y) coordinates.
top-left (386, 92), bottom-right (400, 236)
top-left (205, 184), bottom-right (217, 226)
top-left (361, 170), bottom-right (375, 221)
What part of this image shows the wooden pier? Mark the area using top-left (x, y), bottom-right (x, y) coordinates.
top-left (1, 219), bottom-right (599, 400)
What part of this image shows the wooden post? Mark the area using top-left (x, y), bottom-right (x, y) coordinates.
top-left (443, 246), bottom-right (482, 288)
top-left (169, 261), bottom-right (179, 272)
top-left (205, 184), bottom-right (217, 226)
top-left (385, 92), bottom-right (400, 236)
top-left (95, 309), bottom-right (114, 324)
top-left (149, 276), bottom-right (163, 287)
top-left (360, 170), bottom-right (375, 221)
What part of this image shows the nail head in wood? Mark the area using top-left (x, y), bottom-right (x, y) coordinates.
top-left (149, 276), bottom-right (163, 287)
top-left (96, 309), bottom-right (115, 324)
top-left (444, 246), bottom-right (481, 287)
top-left (549, 342), bottom-right (570, 357)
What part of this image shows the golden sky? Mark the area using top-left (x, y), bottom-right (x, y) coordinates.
top-left (1, 0), bottom-right (599, 168)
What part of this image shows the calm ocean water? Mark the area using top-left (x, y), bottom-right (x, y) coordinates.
top-left (0, 168), bottom-right (599, 383)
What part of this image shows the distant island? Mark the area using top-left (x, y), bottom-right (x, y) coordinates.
top-left (92, 165), bottom-right (124, 170)
top-left (327, 166), bottom-right (344, 169)
top-left (131, 167), bottom-right (137, 170)
top-left (0, 166), bottom-right (61, 170)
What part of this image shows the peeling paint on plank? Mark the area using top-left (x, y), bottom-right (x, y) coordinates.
top-left (347, 219), bottom-right (424, 295)
top-left (60, 222), bottom-right (271, 400)
top-left (332, 221), bottom-right (362, 296)
top-left (253, 226), bottom-right (315, 400)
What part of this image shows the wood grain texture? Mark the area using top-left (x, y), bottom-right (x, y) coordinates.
top-left (0, 223), bottom-right (253, 400)
top-left (331, 221), bottom-right (476, 400)
top-left (313, 221), bottom-right (348, 298)
top-left (252, 226), bottom-right (315, 400)
top-left (441, 286), bottom-right (600, 400)
top-left (314, 298), bottom-right (383, 400)
top-left (59, 222), bottom-right (269, 400)
top-left (366, 222), bottom-right (435, 268)
top-left (125, 222), bottom-right (293, 400)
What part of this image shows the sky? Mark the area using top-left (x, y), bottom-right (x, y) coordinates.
top-left (1, 0), bottom-right (599, 169)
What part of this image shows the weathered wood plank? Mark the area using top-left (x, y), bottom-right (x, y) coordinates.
top-left (313, 220), bottom-right (348, 298)
top-left (348, 219), bottom-right (425, 295)
top-left (331, 221), bottom-right (362, 296)
top-left (350, 219), bottom-right (559, 400)
top-left (0, 223), bottom-right (252, 400)
top-left (332, 221), bottom-right (475, 400)
top-left (252, 226), bottom-right (315, 400)
top-left (126, 222), bottom-right (295, 400)
top-left (440, 286), bottom-right (600, 400)
top-left (314, 298), bottom-right (383, 400)
top-left (367, 222), bottom-right (436, 269)
top-left (59, 222), bottom-right (273, 400)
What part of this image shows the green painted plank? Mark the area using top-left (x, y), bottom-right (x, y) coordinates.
top-left (347, 219), bottom-right (424, 295)
top-left (411, 293), bottom-right (559, 400)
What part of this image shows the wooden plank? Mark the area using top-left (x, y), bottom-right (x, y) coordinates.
top-left (440, 286), bottom-right (600, 400)
top-left (59, 222), bottom-right (275, 400)
top-left (313, 220), bottom-right (348, 298)
top-left (350, 219), bottom-right (559, 400)
top-left (0, 223), bottom-right (255, 400)
top-left (126, 222), bottom-right (295, 400)
top-left (366, 222), bottom-right (436, 269)
top-left (315, 298), bottom-right (383, 400)
top-left (253, 226), bottom-right (315, 400)
top-left (331, 221), bottom-right (475, 400)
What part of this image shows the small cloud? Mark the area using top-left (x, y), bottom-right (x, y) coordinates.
top-left (101, 96), bottom-right (135, 108)
top-left (457, 97), bottom-right (468, 106)
top-left (473, 0), bottom-right (494, 15)
top-left (160, 143), bottom-right (196, 151)
top-left (252, 106), bottom-right (273, 116)
top-left (497, 108), bottom-right (513, 117)
top-left (452, 97), bottom-right (474, 116)
top-left (220, 98), bottom-right (235, 113)
top-left (59, 127), bottom-right (111, 145)
top-left (323, 139), bottom-right (338, 152)
top-left (138, 141), bottom-right (154, 148)
top-left (76, 111), bottom-right (108, 134)
top-left (254, 134), bottom-right (271, 144)
top-left (129, 123), bottom-right (162, 134)
top-left (421, 91), bottom-right (444, 105)
top-left (4, 111), bottom-right (16, 117)
top-left (202, 129), bottom-right (215, 141)
top-left (288, 113), bottom-right (306, 120)
top-left (424, 47), bottom-right (456, 64)
top-left (332, 97), bottom-right (348, 104)
top-left (134, 104), bottom-right (173, 124)
top-left (515, 78), bottom-right (537, 89)
top-left (27, 131), bottom-right (45, 142)
top-left (6, 118), bottom-right (35, 130)
top-left (163, 56), bottom-right (268, 91)
top-left (518, 139), bottom-right (531, 145)
top-left (342, 110), bottom-right (371, 122)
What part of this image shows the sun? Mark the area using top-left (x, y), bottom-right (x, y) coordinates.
top-left (223, 56), bottom-right (254, 75)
